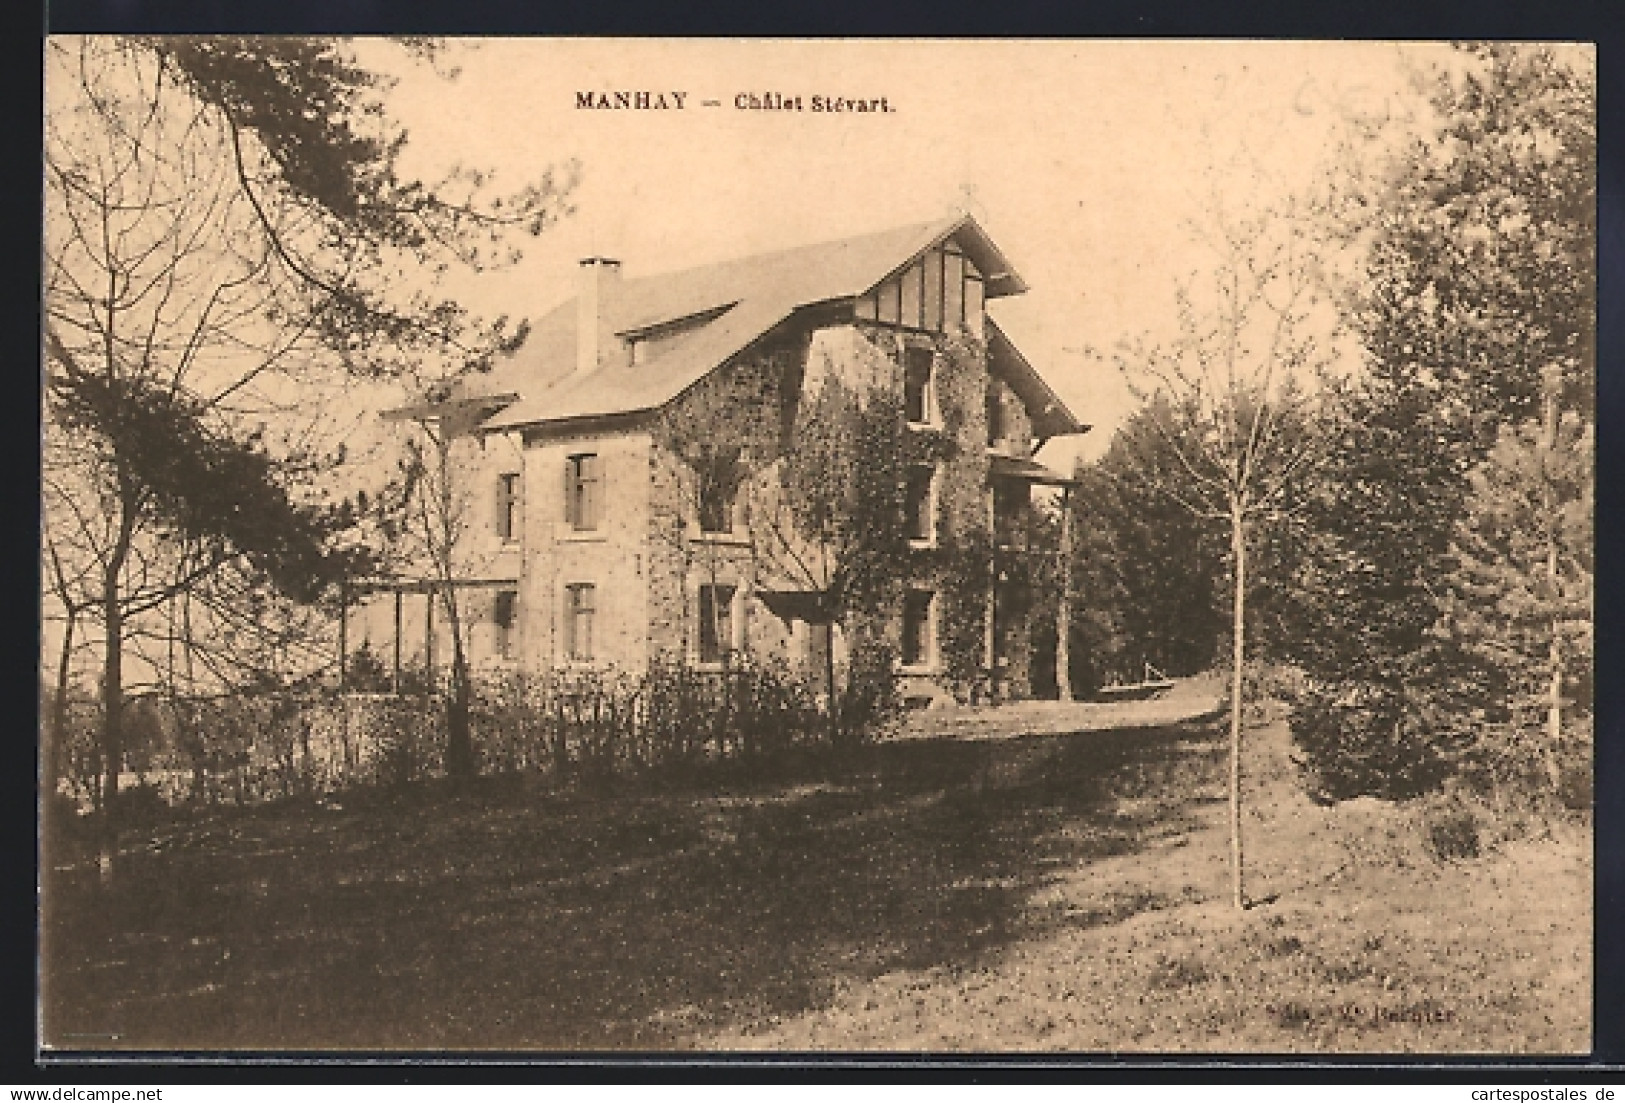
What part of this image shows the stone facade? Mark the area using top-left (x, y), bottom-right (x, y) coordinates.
top-left (360, 218), bottom-right (1076, 705)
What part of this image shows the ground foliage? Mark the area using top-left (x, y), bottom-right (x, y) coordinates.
top-left (43, 711), bottom-right (1587, 1052)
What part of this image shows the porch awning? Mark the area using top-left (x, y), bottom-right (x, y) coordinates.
top-left (755, 588), bottom-right (834, 624)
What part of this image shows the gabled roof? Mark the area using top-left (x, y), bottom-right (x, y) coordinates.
top-left (470, 214), bottom-right (1051, 433)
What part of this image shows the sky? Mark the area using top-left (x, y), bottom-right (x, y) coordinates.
top-left (366, 38), bottom-right (1445, 468)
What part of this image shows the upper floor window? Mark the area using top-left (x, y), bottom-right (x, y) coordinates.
top-left (904, 348), bottom-right (935, 426)
top-left (992, 480), bottom-right (1028, 546)
top-left (905, 465), bottom-right (936, 544)
top-left (698, 583), bottom-right (738, 665)
top-left (493, 589), bottom-right (518, 658)
top-left (698, 485), bottom-right (734, 534)
top-left (565, 583), bottom-right (596, 660)
top-left (565, 453), bottom-right (602, 531)
top-left (496, 472), bottom-right (521, 542)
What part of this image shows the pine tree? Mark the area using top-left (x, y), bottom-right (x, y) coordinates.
top-left (1439, 366), bottom-right (1593, 800)
top-left (1285, 44), bottom-right (1594, 802)
top-left (44, 37), bottom-right (574, 868)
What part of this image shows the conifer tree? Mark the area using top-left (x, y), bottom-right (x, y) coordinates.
top-left (1285, 44), bottom-right (1594, 802)
top-left (44, 37), bottom-right (574, 866)
top-left (1439, 364), bottom-right (1592, 799)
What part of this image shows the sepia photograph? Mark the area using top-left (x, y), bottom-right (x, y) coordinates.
top-left (40, 37), bottom-right (1595, 1054)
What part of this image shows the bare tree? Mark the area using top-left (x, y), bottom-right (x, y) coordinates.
top-left (386, 408), bottom-right (492, 779)
top-left (43, 38), bottom-right (572, 872)
top-left (1113, 203), bottom-right (1333, 910)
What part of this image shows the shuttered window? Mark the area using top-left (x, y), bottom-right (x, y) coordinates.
top-left (901, 260), bottom-right (924, 328)
top-left (923, 248), bottom-right (944, 332)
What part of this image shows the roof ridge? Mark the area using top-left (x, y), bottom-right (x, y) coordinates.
top-left (614, 215), bottom-right (961, 289)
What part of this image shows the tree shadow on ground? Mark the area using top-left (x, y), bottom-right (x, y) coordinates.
top-left (43, 719), bottom-right (1224, 1051)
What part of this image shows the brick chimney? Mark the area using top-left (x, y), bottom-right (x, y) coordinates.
top-left (576, 257), bottom-right (621, 377)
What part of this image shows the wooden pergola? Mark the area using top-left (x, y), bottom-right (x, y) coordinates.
top-left (336, 575), bottom-right (518, 697)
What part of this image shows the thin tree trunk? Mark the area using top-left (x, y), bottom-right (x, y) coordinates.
top-left (1057, 486), bottom-right (1074, 702)
top-left (444, 587), bottom-right (474, 779)
top-left (99, 587), bottom-right (123, 882)
top-left (825, 619), bottom-right (839, 743)
top-left (1541, 364), bottom-right (1564, 793)
top-left (1229, 507), bottom-right (1247, 911)
top-left (49, 612), bottom-right (77, 808)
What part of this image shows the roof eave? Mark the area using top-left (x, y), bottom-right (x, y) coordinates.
top-left (985, 318), bottom-right (1084, 439)
top-left (380, 392), bottom-right (521, 423)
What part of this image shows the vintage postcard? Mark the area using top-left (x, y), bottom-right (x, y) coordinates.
top-left (41, 38), bottom-right (1594, 1054)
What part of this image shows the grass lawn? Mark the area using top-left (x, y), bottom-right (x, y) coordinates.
top-left (42, 709), bottom-right (1589, 1053)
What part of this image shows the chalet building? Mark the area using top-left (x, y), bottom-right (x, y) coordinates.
top-left (358, 215), bottom-right (1087, 704)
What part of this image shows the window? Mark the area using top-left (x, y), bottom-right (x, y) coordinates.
top-left (493, 589), bottom-right (518, 658)
top-left (496, 473), bottom-right (520, 542)
top-left (986, 385), bottom-right (1004, 447)
top-left (565, 454), bottom-right (601, 531)
top-left (904, 348), bottom-right (934, 426)
top-left (564, 583), bottom-right (595, 660)
top-left (901, 590), bottom-right (935, 668)
top-left (993, 481), bottom-right (1028, 545)
top-left (698, 584), bottom-right (737, 665)
top-left (905, 465), bottom-right (936, 544)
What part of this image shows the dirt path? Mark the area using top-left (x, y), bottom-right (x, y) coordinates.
top-left (895, 675), bottom-right (1224, 742)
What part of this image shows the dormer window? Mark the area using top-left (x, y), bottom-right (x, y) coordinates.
top-left (904, 348), bottom-right (935, 426)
